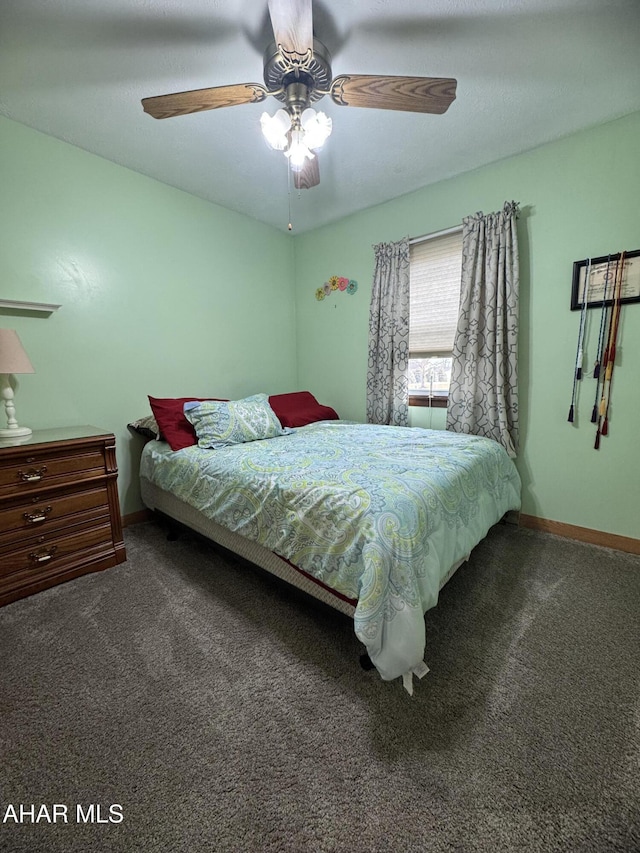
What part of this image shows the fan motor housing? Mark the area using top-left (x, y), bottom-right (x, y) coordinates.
top-left (263, 38), bottom-right (332, 104)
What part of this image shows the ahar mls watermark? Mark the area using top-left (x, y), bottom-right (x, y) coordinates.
top-left (2, 804), bottom-right (124, 824)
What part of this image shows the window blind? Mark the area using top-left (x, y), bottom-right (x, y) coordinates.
top-left (409, 230), bottom-right (463, 357)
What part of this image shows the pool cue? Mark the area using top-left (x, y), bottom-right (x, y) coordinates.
top-left (594, 253), bottom-right (623, 448)
top-left (591, 255), bottom-right (613, 424)
top-left (568, 258), bottom-right (590, 422)
top-left (601, 251), bottom-right (626, 437)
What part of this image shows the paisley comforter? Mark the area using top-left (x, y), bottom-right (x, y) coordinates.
top-left (140, 422), bottom-right (521, 687)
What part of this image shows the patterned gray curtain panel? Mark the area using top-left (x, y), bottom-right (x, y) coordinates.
top-left (366, 238), bottom-right (410, 426)
top-left (446, 201), bottom-right (520, 456)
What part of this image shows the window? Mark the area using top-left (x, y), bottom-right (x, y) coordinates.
top-left (409, 228), bottom-right (463, 407)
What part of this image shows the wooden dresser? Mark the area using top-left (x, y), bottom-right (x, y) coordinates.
top-left (0, 426), bottom-right (126, 607)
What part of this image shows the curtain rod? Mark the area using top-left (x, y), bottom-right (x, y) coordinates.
top-left (409, 224), bottom-right (462, 245)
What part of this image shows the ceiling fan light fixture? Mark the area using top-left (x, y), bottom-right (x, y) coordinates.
top-left (285, 128), bottom-right (315, 171)
top-left (141, 3), bottom-right (457, 196)
top-left (260, 108), bottom-right (291, 150)
top-left (300, 108), bottom-right (332, 150)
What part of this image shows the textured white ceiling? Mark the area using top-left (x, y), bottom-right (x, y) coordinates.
top-left (1, 0), bottom-right (639, 234)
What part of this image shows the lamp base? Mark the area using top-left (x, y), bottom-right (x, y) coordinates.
top-left (0, 425), bottom-right (32, 438)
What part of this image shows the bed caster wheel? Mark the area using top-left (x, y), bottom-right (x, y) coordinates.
top-left (360, 653), bottom-right (374, 671)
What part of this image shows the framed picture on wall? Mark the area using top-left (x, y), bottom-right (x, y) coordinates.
top-left (571, 250), bottom-right (640, 310)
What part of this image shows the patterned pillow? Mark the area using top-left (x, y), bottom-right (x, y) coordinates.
top-left (127, 415), bottom-right (159, 440)
top-left (184, 394), bottom-right (289, 449)
top-left (148, 395), bottom-right (227, 451)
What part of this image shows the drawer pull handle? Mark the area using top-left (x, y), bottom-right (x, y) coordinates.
top-left (23, 507), bottom-right (52, 524)
top-left (19, 467), bottom-right (47, 483)
top-left (29, 546), bottom-right (58, 565)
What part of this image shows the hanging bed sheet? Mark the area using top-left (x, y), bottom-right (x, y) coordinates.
top-left (139, 421), bottom-right (521, 689)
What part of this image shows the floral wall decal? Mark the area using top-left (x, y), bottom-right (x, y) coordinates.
top-left (315, 276), bottom-right (358, 301)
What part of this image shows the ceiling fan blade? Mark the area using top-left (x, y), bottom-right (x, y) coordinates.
top-left (330, 75), bottom-right (457, 114)
top-left (293, 154), bottom-right (320, 190)
top-left (142, 83), bottom-right (268, 119)
top-left (268, 0), bottom-right (313, 59)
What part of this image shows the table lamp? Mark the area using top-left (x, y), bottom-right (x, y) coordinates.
top-left (0, 329), bottom-right (35, 438)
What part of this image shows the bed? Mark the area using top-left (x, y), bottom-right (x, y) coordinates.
top-left (133, 392), bottom-right (521, 693)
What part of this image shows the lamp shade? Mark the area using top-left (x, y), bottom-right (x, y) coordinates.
top-left (0, 329), bottom-right (35, 374)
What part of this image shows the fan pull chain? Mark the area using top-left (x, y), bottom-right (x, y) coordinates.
top-left (287, 159), bottom-right (293, 231)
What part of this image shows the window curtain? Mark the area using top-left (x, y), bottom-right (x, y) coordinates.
top-left (446, 201), bottom-right (520, 456)
top-left (366, 238), bottom-right (410, 426)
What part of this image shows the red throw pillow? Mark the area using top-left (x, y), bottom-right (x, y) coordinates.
top-left (148, 396), bottom-right (227, 451)
top-left (268, 391), bottom-right (339, 428)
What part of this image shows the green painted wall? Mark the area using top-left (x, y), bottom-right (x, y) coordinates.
top-left (293, 111), bottom-right (640, 540)
top-left (3, 112), bottom-right (639, 540)
top-left (0, 117), bottom-right (296, 515)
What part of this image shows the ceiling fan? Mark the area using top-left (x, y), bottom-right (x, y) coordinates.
top-left (141, 0), bottom-right (457, 190)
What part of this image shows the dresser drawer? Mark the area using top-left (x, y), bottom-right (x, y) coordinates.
top-left (0, 448), bottom-right (106, 499)
top-left (0, 522), bottom-right (113, 580)
top-left (0, 486), bottom-right (110, 547)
